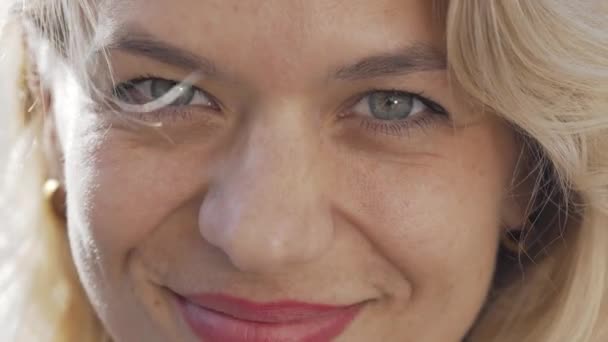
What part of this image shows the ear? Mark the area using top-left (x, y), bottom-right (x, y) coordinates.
top-left (25, 45), bottom-right (64, 184)
top-left (41, 101), bottom-right (65, 184)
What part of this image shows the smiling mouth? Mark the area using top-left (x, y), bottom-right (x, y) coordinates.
top-left (172, 292), bottom-right (364, 342)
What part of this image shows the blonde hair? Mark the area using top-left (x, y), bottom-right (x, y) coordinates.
top-left (1, 1), bottom-right (607, 341)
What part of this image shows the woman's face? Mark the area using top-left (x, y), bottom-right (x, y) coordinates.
top-left (50, 0), bottom-right (524, 341)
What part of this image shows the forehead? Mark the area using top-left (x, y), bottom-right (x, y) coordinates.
top-left (96, 0), bottom-right (444, 88)
top-left (100, 0), bottom-right (442, 46)
top-left (103, 0), bottom-right (437, 22)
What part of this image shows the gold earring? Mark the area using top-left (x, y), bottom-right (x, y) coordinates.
top-left (43, 179), bottom-right (67, 221)
top-left (43, 179), bottom-right (61, 199)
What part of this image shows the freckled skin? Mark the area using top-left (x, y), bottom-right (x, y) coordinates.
top-left (51, 0), bottom-right (526, 341)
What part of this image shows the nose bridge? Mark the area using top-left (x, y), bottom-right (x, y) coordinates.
top-left (198, 109), bottom-right (334, 273)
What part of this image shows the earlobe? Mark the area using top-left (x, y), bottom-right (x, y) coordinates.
top-left (26, 62), bottom-right (66, 198)
top-left (25, 53), bottom-right (67, 220)
top-left (38, 91), bottom-right (67, 220)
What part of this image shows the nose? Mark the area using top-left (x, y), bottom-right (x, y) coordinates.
top-left (198, 113), bottom-right (334, 274)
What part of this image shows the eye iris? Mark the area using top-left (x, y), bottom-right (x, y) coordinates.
top-left (150, 79), bottom-right (194, 106)
top-left (369, 92), bottom-right (413, 120)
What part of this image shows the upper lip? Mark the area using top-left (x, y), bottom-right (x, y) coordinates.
top-left (179, 293), bottom-right (362, 323)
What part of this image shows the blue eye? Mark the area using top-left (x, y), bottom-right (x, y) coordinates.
top-left (370, 92), bottom-right (414, 120)
top-left (113, 77), bottom-right (216, 108)
top-left (150, 79), bottom-right (195, 105)
top-left (353, 91), bottom-right (436, 121)
top-left (346, 90), bottom-right (449, 137)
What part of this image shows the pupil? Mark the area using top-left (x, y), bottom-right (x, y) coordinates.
top-left (151, 79), bottom-right (194, 106)
top-left (383, 98), bottom-right (399, 110)
top-left (370, 92), bottom-right (413, 120)
top-left (151, 79), bottom-right (174, 99)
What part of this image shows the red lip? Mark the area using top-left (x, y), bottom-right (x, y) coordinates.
top-left (175, 293), bottom-right (362, 342)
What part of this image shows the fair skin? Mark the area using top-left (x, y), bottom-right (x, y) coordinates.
top-left (47, 0), bottom-right (525, 341)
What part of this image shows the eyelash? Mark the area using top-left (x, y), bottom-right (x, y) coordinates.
top-left (357, 114), bottom-right (439, 137)
top-left (110, 76), bottom-right (449, 135)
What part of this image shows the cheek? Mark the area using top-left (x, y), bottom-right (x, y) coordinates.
top-left (331, 126), bottom-right (512, 308)
top-left (64, 127), bottom-right (204, 283)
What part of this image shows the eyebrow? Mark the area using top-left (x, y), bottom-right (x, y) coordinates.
top-left (108, 27), bottom-right (220, 78)
top-left (333, 44), bottom-right (447, 80)
top-left (108, 26), bottom-right (446, 82)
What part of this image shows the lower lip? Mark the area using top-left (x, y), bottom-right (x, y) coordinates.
top-left (176, 296), bottom-right (361, 342)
